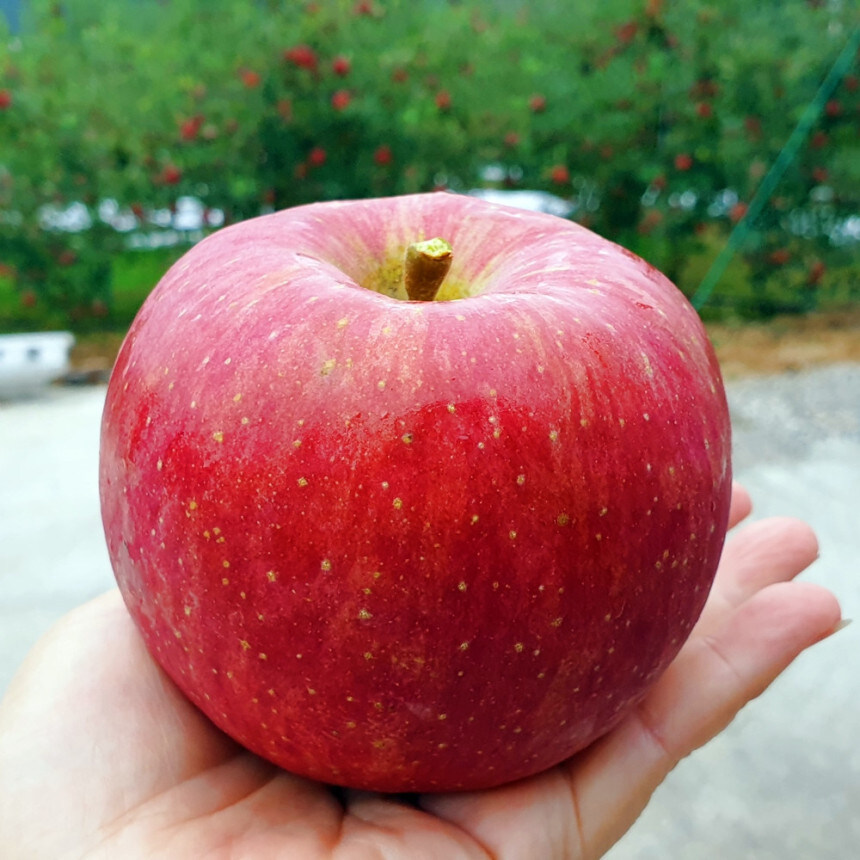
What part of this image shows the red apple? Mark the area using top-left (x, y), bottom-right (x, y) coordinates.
top-left (434, 89), bottom-right (452, 111)
top-left (99, 192), bottom-right (732, 793)
top-left (332, 55), bottom-right (351, 77)
top-left (550, 164), bottom-right (570, 185)
top-left (307, 146), bottom-right (326, 167)
top-left (284, 44), bottom-right (318, 72)
top-left (159, 164), bottom-right (183, 185)
top-left (331, 89), bottom-right (351, 111)
top-left (529, 93), bottom-right (547, 112)
top-left (373, 144), bottom-right (392, 166)
top-left (239, 69), bottom-right (261, 89)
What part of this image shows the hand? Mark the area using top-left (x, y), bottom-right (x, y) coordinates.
top-left (0, 483), bottom-right (842, 860)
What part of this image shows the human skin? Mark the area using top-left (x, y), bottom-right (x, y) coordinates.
top-left (0, 483), bottom-right (843, 859)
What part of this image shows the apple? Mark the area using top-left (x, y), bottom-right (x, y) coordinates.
top-left (331, 89), bottom-right (351, 112)
top-left (99, 192), bottom-right (732, 793)
top-left (332, 55), bottom-right (351, 77)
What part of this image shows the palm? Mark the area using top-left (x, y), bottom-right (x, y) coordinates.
top-left (0, 485), bottom-right (841, 860)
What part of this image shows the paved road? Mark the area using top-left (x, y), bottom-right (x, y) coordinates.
top-left (1, 366), bottom-right (858, 858)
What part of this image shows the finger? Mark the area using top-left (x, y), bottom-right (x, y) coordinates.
top-left (695, 516), bottom-right (819, 638)
top-left (0, 591), bottom-right (237, 851)
top-left (727, 481), bottom-right (752, 530)
top-left (566, 579), bottom-right (842, 859)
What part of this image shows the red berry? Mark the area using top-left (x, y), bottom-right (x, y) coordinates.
top-left (179, 115), bottom-right (203, 141)
top-left (824, 99), bottom-right (842, 117)
top-left (550, 165), bottom-right (570, 185)
top-left (20, 290), bottom-right (37, 309)
top-left (374, 145), bottom-right (392, 166)
top-left (435, 90), bottom-right (452, 111)
top-left (674, 153), bottom-right (693, 171)
top-left (616, 21), bottom-right (638, 44)
top-left (308, 147), bottom-right (326, 167)
top-left (637, 209), bottom-right (663, 235)
top-left (353, 0), bottom-right (373, 14)
top-left (240, 69), bottom-right (261, 89)
top-left (729, 202), bottom-right (748, 222)
top-left (0, 89), bottom-right (11, 110)
top-left (811, 166), bottom-right (828, 183)
top-left (695, 102), bottom-right (713, 119)
top-left (504, 131), bottom-right (520, 147)
top-left (810, 131), bottom-right (828, 149)
top-left (161, 165), bottom-right (182, 185)
top-left (744, 116), bottom-right (762, 138)
top-left (808, 261), bottom-right (826, 284)
top-left (284, 45), bottom-right (318, 71)
top-left (768, 248), bottom-right (791, 266)
top-left (529, 94), bottom-right (546, 113)
top-left (331, 90), bottom-right (351, 111)
top-left (332, 56), bottom-right (351, 76)
top-left (391, 67), bottom-right (409, 84)
top-left (277, 99), bottom-right (293, 121)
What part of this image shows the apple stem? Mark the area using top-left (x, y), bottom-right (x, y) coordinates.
top-left (403, 238), bottom-right (453, 301)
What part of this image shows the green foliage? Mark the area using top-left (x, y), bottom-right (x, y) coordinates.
top-left (0, 0), bottom-right (858, 330)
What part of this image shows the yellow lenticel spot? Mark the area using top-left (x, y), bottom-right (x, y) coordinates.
top-left (213, 431), bottom-right (224, 443)
top-left (233, 393), bottom-right (242, 402)
top-left (393, 498), bottom-right (403, 509)
top-left (514, 643), bottom-right (524, 653)
top-left (358, 608), bottom-right (373, 620)
top-left (298, 477), bottom-right (308, 487)
top-left (267, 570), bottom-right (277, 582)
top-left (188, 500), bottom-right (198, 511)
top-left (321, 559), bottom-right (332, 571)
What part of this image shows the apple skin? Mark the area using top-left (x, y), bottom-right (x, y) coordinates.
top-left (99, 192), bottom-right (731, 793)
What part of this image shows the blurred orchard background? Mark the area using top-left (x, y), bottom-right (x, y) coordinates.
top-left (0, 0), bottom-right (858, 354)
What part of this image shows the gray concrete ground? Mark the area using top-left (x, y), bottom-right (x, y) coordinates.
top-left (1, 366), bottom-right (858, 858)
